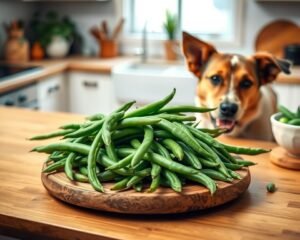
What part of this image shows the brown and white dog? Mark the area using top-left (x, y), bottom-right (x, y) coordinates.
top-left (182, 32), bottom-right (291, 141)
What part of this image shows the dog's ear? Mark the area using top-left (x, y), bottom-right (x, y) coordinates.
top-left (252, 52), bottom-right (292, 85)
top-left (182, 31), bottom-right (217, 78)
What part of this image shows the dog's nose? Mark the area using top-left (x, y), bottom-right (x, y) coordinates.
top-left (220, 102), bottom-right (238, 117)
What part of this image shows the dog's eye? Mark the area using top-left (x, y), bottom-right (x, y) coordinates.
top-left (210, 75), bottom-right (223, 86)
top-left (239, 79), bottom-right (253, 89)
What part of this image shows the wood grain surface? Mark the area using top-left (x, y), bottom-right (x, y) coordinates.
top-left (0, 107), bottom-right (300, 240)
top-left (270, 146), bottom-right (300, 170)
top-left (42, 166), bottom-right (250, 214)
top-left (255, 19), bottom-right (300, 58)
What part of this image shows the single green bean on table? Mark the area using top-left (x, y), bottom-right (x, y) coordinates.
top-left (30, 88), bottom-right (267, 194)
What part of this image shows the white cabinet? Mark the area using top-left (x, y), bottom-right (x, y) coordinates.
top-left (68, 72), bottom-right (118, 115)
top-left (273, 83), bottom-right (300, 110)
top-left (37, 74), bottom-right (68, 112)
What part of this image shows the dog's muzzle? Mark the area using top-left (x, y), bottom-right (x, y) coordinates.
top-left (211, 102), bottom-right (239, 133)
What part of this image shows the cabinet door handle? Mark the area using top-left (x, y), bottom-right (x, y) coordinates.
top-left (83, 81), bottom-right (98, 88)
top-left (53, 85), bottom-right (60, 91)
top-left (47, 87), bottom-right (53, 94)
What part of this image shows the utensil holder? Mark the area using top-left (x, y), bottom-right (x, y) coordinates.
top-left (100, 40), bottom-right (118, 58)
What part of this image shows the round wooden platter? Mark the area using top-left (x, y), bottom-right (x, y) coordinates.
top-left (41, 168), bottom-right (251, 214)
top-left (270, 147), bottom-right (300, 170)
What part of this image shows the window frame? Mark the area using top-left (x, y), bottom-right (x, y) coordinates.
top-left (119, 0), bottom-right (244, 56)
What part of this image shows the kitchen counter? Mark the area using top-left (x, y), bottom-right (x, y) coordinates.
top-left (0, 56), bottom-right (136, 94)
top-left (0, 107), bottom-right (299, 240)
top-left (0, 56), bottom-right (299, 95)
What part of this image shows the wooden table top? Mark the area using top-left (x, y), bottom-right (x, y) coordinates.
top-left (0, 107), bottom-right (299, 240)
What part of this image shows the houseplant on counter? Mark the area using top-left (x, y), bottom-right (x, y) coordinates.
top-left (163, 10), bottom-right (179, 61)
top-left (30, 11), bottom-right (76, 58)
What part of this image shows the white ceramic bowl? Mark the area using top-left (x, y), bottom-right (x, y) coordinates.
top-left (271, 113), bottom-right (300, 157)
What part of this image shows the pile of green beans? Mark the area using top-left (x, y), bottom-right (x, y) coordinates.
top-left (278, 105), bottom-right (300, 126)
top-left (30, 89), bottom-right (270, 194)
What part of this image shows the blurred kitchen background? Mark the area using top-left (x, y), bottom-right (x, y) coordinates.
top-left (0, 0), bottom-right (299, 115)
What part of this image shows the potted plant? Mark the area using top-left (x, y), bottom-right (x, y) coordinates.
top-left (30, 11), bottom-right (76, 58)
top-left (163, 11), bottom-right (178, 61)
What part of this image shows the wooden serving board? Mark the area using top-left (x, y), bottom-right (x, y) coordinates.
top-left (42, 167), bottom-right (250, 214)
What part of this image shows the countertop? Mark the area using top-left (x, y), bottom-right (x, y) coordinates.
top-left (0, 56), bottom-right (299, 95)
top-left (0, 107), bottom-right (299, 240)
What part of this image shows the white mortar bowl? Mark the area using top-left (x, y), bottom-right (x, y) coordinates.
top-left (271, 113), bottom-right (300, 157)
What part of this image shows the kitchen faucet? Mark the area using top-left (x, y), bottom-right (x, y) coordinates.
top-left (141, 23), bottom-right (148, 63)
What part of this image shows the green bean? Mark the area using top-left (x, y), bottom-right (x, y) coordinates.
top-left (298, 106), bottom-right (300, 118)
top-left (126, 168), bottom-right (151, 188)
top-left (197, 128), bottom-right (226, 135)
top-left (279, 105), bottom-right (297, 119)
top-left (134, 182), bottom-right (143, 192)
top-left (47, 152), bottom-right (67, 162)
top-left (154, 130), bottom-right (174, 139)
top-left (227, 169), bottom-right (242, 180)
top-left (163, 170), bottom-right (182, 192)
top-left (59, 123), bottom-right (82, 130)
top-left (224, 162), bottom-right (244, 170)
top-left (156, 119), bottom-right (212, 159)
top-left (185, 172), bottom-right (217, 194)
top-left (86, 113), bottom-right (105, 121)
top-left (30, 129), bottom-right (74, 140)
top-left (118, 117), bottom-right (161, 128)
top-left (117, 148), bottom-right (199, 175)
top-left (87, 129), bottom-right (104, 192)
top-left (65, 137), bottom-right (84, 181)
top-left (130, 138), bottom-right (141, 149)
top-left (102, 111), bottom-right (125, 146)
top-left (125, 88), bottom-right (176, 118)
top-left (162, 138), bottom-right (184, 161)
top-left (112, 128), bottom-right (143, 140)
top-left (214, 146), bottom-right (237, 164)
top-left (235, 159), bottom-right (256, 166)
top-left (196, 139), bottom-right (231, 178)
top-left (97, 170), bottom-right (118, 182)
top-left (154, 113), bottom-right (196, 122)
top-left (79, 166), bottom-right (88, 176)
top-left (64, 119), bottom-right (104, 138)
top-left (200, 169), bottom-right (233, 182)
top-left (105, 142), bottom-right (119, 162)
top-left (266, 182), bottom-right (276, 193)
top-left (199, 159), bottom-right (219, 168)
top-left (99, 154), bottom-right (144, 177)
top-left (186, 125), bottom-right (223, 148)
top-left (32, 142), bottom-right (90, 155)
top-left (148, 174), bottom-right (161, 193)
top-left (73, 172), bottom-right (89, 183)
top-left (43, 158), bottom-right (66, 173)
top-left (178, 142), bottom-right (202, 169)
top-left (152, 141), bottom-right (172, 161)
top-left (106, 153), bottom-right (134, 170)
top-left (221, 143), bottom-right (271, 155)
top-left (150, 162), bottom-right (160, 179)
top-left (131, 126), bottom-right (154, 167)
top-left (65, 153), bottom-right (76, 180)
top-left (288, 118), bottom-right (300, 125)
top-left (111, 177), bottom-right (131, 190)
top-left (157, 105), bottom-right (216, 114)
top-left (114, 100), bottom-right (136, 114)
top-left (191, 120), bottom-right (201, 128)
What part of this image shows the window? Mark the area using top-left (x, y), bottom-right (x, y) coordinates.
top-left (123, 0), bottom-right (242, 45)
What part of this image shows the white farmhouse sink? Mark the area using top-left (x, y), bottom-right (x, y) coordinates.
top-left (111, 62), bottom-right (197, 105)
